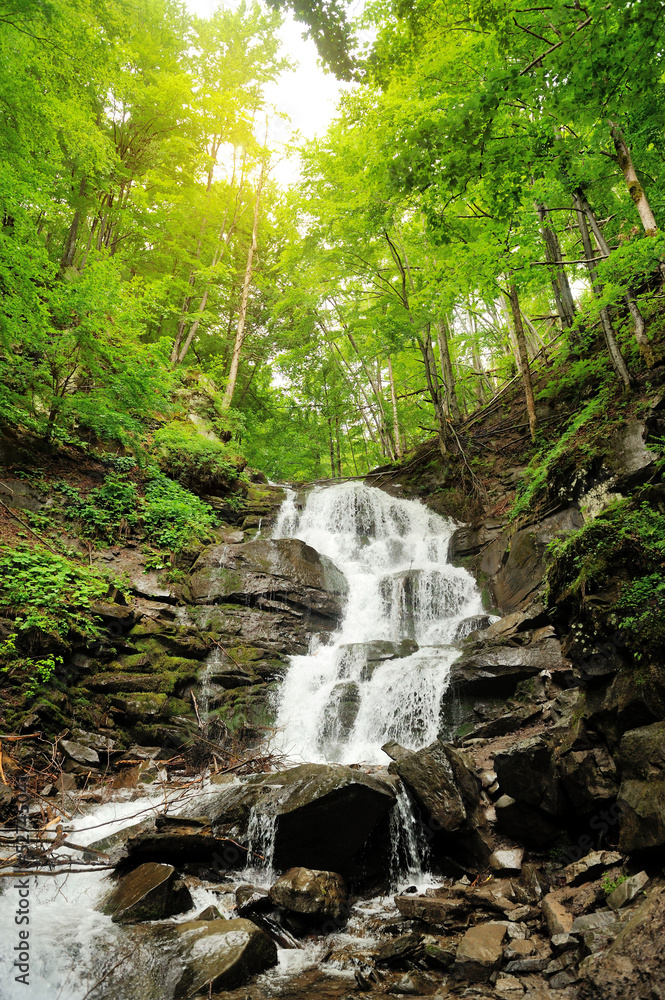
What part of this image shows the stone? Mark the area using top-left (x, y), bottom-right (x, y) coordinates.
top-left (268, 867), bottom-right (348, 922)
top-left (490, 848), bottom-right (524, 873)
top-left (199, 762), bottom-right (396, 878)
top-left (552, 933), bottom-right (581, 953)
top-left (387, 971), bottom-right (438, 995)
top-left (453, 921), bottom-right (506, 982)
top-left (542, 894), bottom-right (573, 937)
top-left (173, 918), bottom-right (277, 995)
top-left (504, 957), bottom-right (551, 973)
top-left (101, 862), bottom-right (193, 923)
top-left (504, 939), bottom-right (536, 960)
top-left (393, 743), bottom-right (463, 831)
top-left (494, 736), bottom-right (560, 815)
top-left (60, 739), bottom-right (100, 767)
top-left (559, 747), bottom-right (619, 812)
top-left (495, 794), bottom-right (561, 848)
top-left (375, 933), bottom-right (426, 965)
top-left (577, 886), bottom-right (665, 999)
top-left (189, 538), bottom-right (348, 622)
top-left (467, 706), bottom-right (543, 740)
top-left (235, 884), bottom-right (271, 917)
top-left (562, 851), bottom-right (623, 887)
top-left (382, 740), bottom-right (415, 763)
top-left (618, 778), bottom-right (665, 851)
top-left (606, 871), bottom-right (648, 910)
top-left (454, 615), bottom-right (494, 640)
top-left (495, 974), bottom-right (526, 996)
top-left (448, 637), bottom-right (564, 697)
top-left (196, 905), bottom-right (223, 921)
top-left (571, 911), bottom-right (620, 934)
top-left (618, 720), bottom-right (665, 779)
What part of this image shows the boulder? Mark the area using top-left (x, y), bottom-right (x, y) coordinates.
top-left (559, 746), bottom-right (619, 812)
top-left (392, 740), bottom-right (476, 833)
top-left (189, 538), bottom-right (348, 622)
top-left (562, 850), bottom-right (623, 887)
top-left (448, 637), bottom-right (565, 696)
top-left (617, 720), bottom-right (665, 779)
top-left (60, 739), bottom-right (100, 767)
top-left (196, 763), bottom-right (396, 878)
top-left (542, 894), bottom-right (574, 937)
top-left (606, 871), bottom-right (649, 910)
top-left (489, 848), bottom-right (523, 874)
top-left (268, 867), bottom-right (348, 922)
top-left (479, 507), bottom-right (583, 612)
top-left (618, 778), bottom-right (665, 851)
top-left (101, 863), bottom-right (193, 923)
top-left (495, 794), bottom-right (561, 848)
top-left (122, 815), bottom-right (249, 870)
top-left (494, 735), bottom-right (560, 815)
top-left (173, 918), bottom-right (277, 995)
top-left (453, 922), bottom-right (506, 982)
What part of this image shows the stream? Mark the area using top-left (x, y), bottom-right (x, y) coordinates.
top-left (0, 483), bottom-right (484, 1000)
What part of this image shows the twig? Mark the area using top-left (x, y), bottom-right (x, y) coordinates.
top-left (0, 500), bottom-right (60, 554)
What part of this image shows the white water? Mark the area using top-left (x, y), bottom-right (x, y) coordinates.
top-left (272, 483), bottom-right (482, 764)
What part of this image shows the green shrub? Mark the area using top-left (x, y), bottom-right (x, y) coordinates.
top-left (143, 474), bottom-right (218, 552)
top-left (151, 421), bottom-right (246, 495)
top-left (58, 473), bottom-right (139, 541)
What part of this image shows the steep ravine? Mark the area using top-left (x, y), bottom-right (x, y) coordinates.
top-left (2, 431), bottom-right (665, 999)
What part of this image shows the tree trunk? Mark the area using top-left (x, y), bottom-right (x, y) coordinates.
top-left (436, 317), bottom-right (461, 421)
top-left (419, 326), bottom-right (448, 456)
top-left (609, 122), bottom-right (659, 235)
top-left (575, 186), bottom-right (654, 366)
top-left (387, 356), bottom-right (403, 460)
top-left (507, 284), bottom-right (538, 442)
top-left (573, 193), bottom-right (632, 388)
top-left (220, 155), bottom-right (267, 410)
top-left (535, 201), bottom-right (577, 329)
top-left (60, 176), bottom-right (87, 272)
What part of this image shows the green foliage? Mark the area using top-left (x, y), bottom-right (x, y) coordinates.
top-left (510, 393), bottom-right (609, 520)
top-left (59, 474), bottom-right (139, 542)
top-left (0, 546), bottom-right (107, 694)
top-left (151, 422), bottom-right (247, 493)
top-left (602, 874), bottom-right (628, 895)
top-left (142, 474), bottom-right (218, 552)
top-left (547, 499), bottom-right (665, 660)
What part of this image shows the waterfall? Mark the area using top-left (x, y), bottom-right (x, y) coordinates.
top-left (272, 483), bottom-right (483, 764)
top-left (390, 783), bottom-right (432, 886)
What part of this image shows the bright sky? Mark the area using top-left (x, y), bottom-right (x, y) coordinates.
top-left (185, 0), bottom-right (356, 185)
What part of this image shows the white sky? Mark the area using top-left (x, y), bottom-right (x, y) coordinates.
top-left (185, 0), bottom-right (356, 185)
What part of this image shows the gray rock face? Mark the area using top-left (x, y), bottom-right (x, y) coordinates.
top-left (195, 763), bottom-right (396, 877)
top-left (393, 740), bottom-right (475, 833)
top-left (479, 507), bottom-right (583, 613)
top-left (60, 739), bottom-right (100, 767)
top-left (618, 778), bottom-right (665, 851)
top-left (189, 538), bottom-right (348, 621)
top-left (494, 736), bottom-right (560, 815)
top-left (173, 918), bottom-right (277, 996)
top-left (101, 862), bottom-right (193, 923)
top-left (268, 867), bottom-right (348, 921)
top-left (448, 636), bottom-right (565, 696)
top-left (618, 720), bottom-right (665, 779)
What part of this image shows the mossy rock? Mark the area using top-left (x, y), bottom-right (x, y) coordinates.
top-left (86, 672), bottom-right (180, 695)
top-left (109, 692), bottom-right (169, 718)
top-left (211, 682), bottom-right (277, 731)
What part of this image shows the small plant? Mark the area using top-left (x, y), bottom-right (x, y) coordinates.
top-left (142, 474), bottom-right (218, 552)
top-left (57, 473), bottom-right (139, 542)
top-left (602, 874), bottom-right (628, 895)
top-left (151, 421), bottom-right (247, 494)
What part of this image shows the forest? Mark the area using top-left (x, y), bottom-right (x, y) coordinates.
top-left (3, 0), bottom-right (665, 482)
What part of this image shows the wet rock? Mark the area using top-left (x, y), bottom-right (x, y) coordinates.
top-left (606, 871), bottom-right (648, 910)
top-left (392, 739), bottom-right (477, 833)
top-left (189, 538), bottom-right (348, 622)
top-left (101, 862), bottom-right (193, 923)
top-left (466, 705), bottom-right (543, 740)
top-left (338, 639), bottom-right (419, 680)
top-left (453, 921), bottom-right (506, 982)
top-left (387, 971), bottom-right (438, 995)
top-left (449, 519), bottom-right (506, 560)
top-left (122, 815), bottom-right (249, 870)
top-left (60, 739), bottom-right (100, 767)
top-left (235, 884), bottom-right (271, 917)
top-left (268, 867), bottom-right (348, 922)
top-left (382, 740), bottom-right (415, 763)
top-left (562, 850), bottom-right (623, 887)
top-left (321, 681), bottom-right (360, 741)
top-left (480, 507), bottom-right (583, 612)
top-left (196, 905), bottom-right (223, 920)
top-left (200, 762), bottom-right (396, 878)
top-left (454, 615), bottom-right (494, 640)
top-left (173, 917), bottom-right (277, 995)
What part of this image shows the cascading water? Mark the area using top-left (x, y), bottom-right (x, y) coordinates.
top-left (272, 482), bottom-right (483, 765)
